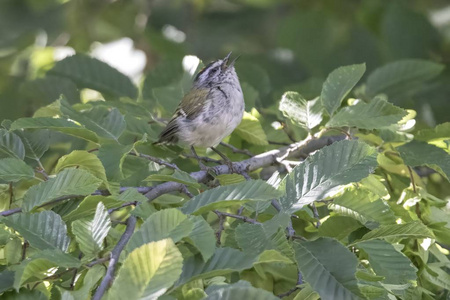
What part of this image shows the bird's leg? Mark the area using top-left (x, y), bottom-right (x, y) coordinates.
top-left (191, 146), bottom-right (208, 171)
top-left (210, 146), bottom-right (238, 174)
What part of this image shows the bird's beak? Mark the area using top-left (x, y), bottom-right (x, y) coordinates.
top-left (222, 52), bottom-right (234, 69)
top-left (229, 55), bottom-right (240, 67)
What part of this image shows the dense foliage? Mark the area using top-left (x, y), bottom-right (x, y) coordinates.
top-left (0, 53), bottom-right (449, 299)
top-left (0, 1), bottom-right (450, 300)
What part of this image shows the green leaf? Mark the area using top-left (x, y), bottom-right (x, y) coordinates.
top-left (127, 208), bottom-right (193, 252)
top-left (280, 92), bottom-right (323, 130)
top-left (365, 60), bottom-right (444, 99)
top-left (234, 111), bottom-right (268, 145)
top-left (14, 130), bottom-right (49, 161)
top-left (205, 285), bottom-right (279, 300)
top-left (97, 143), bottom-right (134, 181)
top-left (181, 180), bottom-right (282, 215)
top-left (328, 189), bottom-right (396, 226)
top-left (0, 129), bottom-right (25, 160)
top-left (59, 100), bottom-right (126, 143)
top-left (416, 122), bottom-right (450, 144)
top-left (321, 63), bottom-right (366, 116)
top-left (152, 85), bottom-right (184, 114)
top-left (293, 238), bottom-right (364, 300)
top-left (70, 265), bottom-right (105, 300)
top-left (235, 213), bottom-right (293, 259)
top-left (14, 250), bottom-right (81, 289)
top-left (21, 75), bottom-right (80, 104)
top-left (1, 289), bottom-right (47, 300)
top-left (293, 283), bottom-right (320, 300)
top-left (318, 216), bottom-right (363, 240)
top-left (0, 270), bottom-right (14, 293)
top-left (422, 265), bottom-right (450, 291)
top-left (185, 216), bottom-right (216, 262)
top-left (176, 247), bottom-right (257, 287)
top-left (0, 158), bottom-right (34, 182)
top-left (1, 211), bottom-right (71, 252)
top-left (54, 150), bottom-right (108, 185)
top-left (72, 202), bottom-right (111, 258)
top-left (280, 140), bottom-right (378, 212)
top-left (62, 195), bottom-right (122, 223)
top-left (358, 240), bottom-right (417, 285)
top-left (10, 117), bottom-right (99, 143)
top-left (23, 168), bottom-right (102, 211)
top-left (350, 221), bottom-right (434, 245)
top-left (144, 169), bottom-right (200, 189)
top-left (109, 239), bottom-right (183, 300)
top-left (327, 98), bottom-right (408, 129)
top-left (49, 54), bottom-right (138, 99)
top-left (397, 140), bottom-right (450, 181)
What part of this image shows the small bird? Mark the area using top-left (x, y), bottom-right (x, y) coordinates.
top-left (156, 52), bottom-right (244, 169)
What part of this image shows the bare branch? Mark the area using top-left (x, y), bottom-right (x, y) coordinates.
top-left (129, 151), bottom-right (180, 170)
top-left (92, 216), bottom-right (137, 300)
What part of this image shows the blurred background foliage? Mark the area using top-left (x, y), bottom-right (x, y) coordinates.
top-left (1, 0), bottom-right (450, 126)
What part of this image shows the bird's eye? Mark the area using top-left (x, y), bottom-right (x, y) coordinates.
top-left (210, 67), bottom-right (219, 73)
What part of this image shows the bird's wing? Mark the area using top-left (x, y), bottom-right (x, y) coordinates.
top-left (156, 88), bottom-right (211, 144)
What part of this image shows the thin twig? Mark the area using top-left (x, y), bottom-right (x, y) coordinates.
top-left (129, 151), bottom-right (180, 170)
top-left (220, 142), bottom-right (253, 157)
top-left (179, 185), bottom-right (194, 198)
top-left (92, 216), bottom-right (137, 300)
top-left (87, 256), bottom-right (110, 267)
top-left (8, 182), bottom-right (13, 206)
top-left (271, 199), bottom-right (296, 237)
top-left (407, 166), bottom-right (417, 193)
top-left (215, 213), bottom-right (225, 246)
top-left (214, 210), bottom-right (261, 224)
top-left (278, 272), bottom-right (303, 298)
top-left (107, 201), bottom-right (137, 214)
top-left (21, 241), bottom-right (28, 261)
top-left (310, 203), bottom-right (321, 228)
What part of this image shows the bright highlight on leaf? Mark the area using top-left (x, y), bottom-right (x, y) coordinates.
top-left (280, 140), bottom-right (378, 212)
top-left (109, 239), bottom-right (183, 300)
top-left (279, 92), bottom-right (323, 130)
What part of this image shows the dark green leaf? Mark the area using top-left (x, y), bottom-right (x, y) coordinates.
top-left (293, 238), bottom-right (364, 300)
top-left (397, 140), bottom-right (450, 181)
top-left (0, 158), bottom-right (34, 182)
top-left (358, 240), bottom-right (417, 285)
top-left (321, 63), bottom-right (366, 116)
top-left (365, 60), bottom-right (444, 99)
top-left (49, 54), bottom-right (138, 99)
top-left (0, 129), bottom-right (25, 160)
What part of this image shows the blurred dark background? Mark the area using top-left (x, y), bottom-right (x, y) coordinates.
top-left (1, 0), bottom-right (450, 125)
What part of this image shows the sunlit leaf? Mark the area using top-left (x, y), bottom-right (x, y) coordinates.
top-left (327, 97), bottom-right (407, 129)
top-left (280, 140), bottom-right (378, 212)
top-left (23, 168), bottom-right (102, 211)
top-left (55, 150), bottom-right (108, 185)
top-left (234, 111), bottom-right (268, 145)
top-left (181, 180), bottom-right (282, 215)
top-left (280, 92), bottom-right (322, 130)
top-left (109, 239), bottom-right (183, 300)
top-left (127, 208), bottom-right (193, 252)
top-left (1, 211), bottom-right (71, 252)
top-left (144, 169), bottom-right (200, 189)
top-left (72, 202), bottom-right (111, 258)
